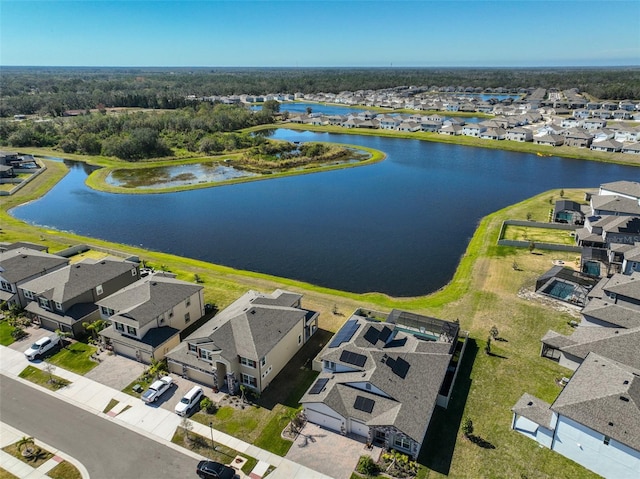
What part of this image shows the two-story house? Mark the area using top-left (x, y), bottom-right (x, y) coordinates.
top-left (0, 246), bottom-right (69, 308)
top-left (19, 258), bottom-right (140, 337)
top-left (166, 289), bottom-right (318, 394)
top-left (97, 273), bottom-right (205, 363)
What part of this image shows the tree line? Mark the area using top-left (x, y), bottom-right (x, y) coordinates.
top-left (0, 103), bottom-right (277, 161)
top-left (1, 67), bottom-right (639, 117)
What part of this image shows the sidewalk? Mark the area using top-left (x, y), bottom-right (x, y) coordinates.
top-left (0, 422), bottom-right (89, 479)
top-left (0, 346), bottom-right (332, 479)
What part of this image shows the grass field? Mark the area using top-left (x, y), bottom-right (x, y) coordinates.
top-left (18, 365), bottom-right (71, 391)
top-left (0, 321), bottom-right (16, 346)
top-left (48, 342), bottom-right (98, 375)
top-left (0, 155), bottom-right (617, 478)
top-left (501, 224), bottom-right (577, 245)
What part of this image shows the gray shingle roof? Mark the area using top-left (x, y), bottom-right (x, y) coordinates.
top-left (302, 313), bottom-right (456, 443)
top-left (591, 195), bottom-right (640, 215)
top-left (183, 289), bottom-right (310, 361)
top-left (581, 298), bottom-right (640, 329)
top-left (20, 259), bottom-right (136, 303)
top-left (559, 327), bottom-right (640, 370)
top-left (0, 248), bottom-right (68, 284)
top-left (512, 393), bottom-right (553, 428)
top-left (601, 181), bottom-right (640, 199)
top-left (96, 274), bottom-right (202, 328)
top-left (552, 353), bottom-right (640, 452)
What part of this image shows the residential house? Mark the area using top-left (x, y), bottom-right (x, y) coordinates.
top-left (534, 134), bottom-right (565, 146)
top-left (98, 273), bottom-right (205, 363)
top-left (166, 289), bottom-right (318, 394)
top-left (583, 118), bottom-right (608, 131)
top-left (622, 143), bottom-right (640, 155)
top-left (505, 127), bottom-right (533, 142)
top-left (563, 128), bottom-right (594, 148)
top-left (461, 124), bottom-right (486, 137)
top-left (599, 181), bottom-right (640, 201)
top-left (438, 124), bottom-right (462, 136)
top-left (553, 199), bottom-right (586, 224)
top-left (591, 139), bottom-right (623, 152)
top-left (397, 121), bottom-right (420, 132)
top-left (480, 127), bottom-right (507, 140)
top-left (513, 353), bottom-right (640, 479)
top-left (0, 246), bottom-right (69, 308)
top-left (19, 258), bottom-right (140, 337)
top-left (301, 309), bottom-right (465, 459)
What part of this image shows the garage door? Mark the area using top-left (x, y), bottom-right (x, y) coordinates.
top-left (305, 408), bottom-right (343, 432)
top-left (350, 419), bottom-right (369, 438)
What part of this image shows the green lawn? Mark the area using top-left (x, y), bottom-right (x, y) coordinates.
top-left (253, 405), bottom-right (295, 456)
top-left (47, 461), bottom-right (82, 479)
top-left (48, 342), bottom-right (98, 374)
top-left (2, 441), bottom-right (53, 468)
top-left (18, 365), bottom-right (71, 391)
top-left (0, 321), bottom-right (16, 346)
top-left (0, 467), bottom-right (19, 479)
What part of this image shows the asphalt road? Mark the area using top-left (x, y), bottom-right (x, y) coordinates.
top-left (0, 374), bottom-right (198, 479)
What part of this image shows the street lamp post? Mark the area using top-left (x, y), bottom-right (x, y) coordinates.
top-left (209, 421), bottom-right (215, 450)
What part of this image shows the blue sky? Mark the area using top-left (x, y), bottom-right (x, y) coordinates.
top-left (1, 1), bottom-right (638, 67)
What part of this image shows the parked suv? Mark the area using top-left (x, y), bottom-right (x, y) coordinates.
top-left (141, 376), bottom-right (174, 403)
top-left (174, 385), bottom-right (203, 416)
top-left (24, 335), bottom-right (61, 360)
top-left (196, 460), bottom-right (237, 479)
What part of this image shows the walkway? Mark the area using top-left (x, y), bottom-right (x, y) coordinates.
top-left (0, 346), bottom-right (332, 479)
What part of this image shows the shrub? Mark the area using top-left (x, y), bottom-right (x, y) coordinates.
top-left (462, 417), bottom-right (474, 438)
top-left (200, 397), bottom-right (216, 414)
top-left (11, 327), bottom-right (28, 340)
top-left (356, 455), bottom-right (379, 476)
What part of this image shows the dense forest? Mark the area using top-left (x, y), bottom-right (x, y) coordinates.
top-left (1, 67), bottom-right (639, 117)
top-left (0, 102), bottom-right (281, 160)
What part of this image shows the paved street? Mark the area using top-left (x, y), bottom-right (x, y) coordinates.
top-left (0, 375), bottom-right (198, 479)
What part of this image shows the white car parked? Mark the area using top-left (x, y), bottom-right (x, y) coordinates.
top-left (175, 386), bottom-right (204, 416)
top-left (24, 335), bottom-right (61, 360)
top-left (141, 375), bottom-right (174, 403)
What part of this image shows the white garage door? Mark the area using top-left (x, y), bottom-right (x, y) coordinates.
top-left (350, 419), bottom-right (369, 438)
top-left (306, 409), bottom-right (343, 432)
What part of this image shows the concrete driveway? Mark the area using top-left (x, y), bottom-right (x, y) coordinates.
top-left (285, 423), bottom-right (382, 479)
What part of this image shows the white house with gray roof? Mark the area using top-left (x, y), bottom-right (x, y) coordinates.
top-left (301, 309), bottom-right (465, 459)
top-left (513, 353), bottom-right (640, 479)
top-left (166, 289), bottom-right (318, 395)
top-left (0, 246), bottom-right (69, 308)
top-left (19, 258), bottom-right (140, 337)
top-left (97, 273), bottom-right (204, 363)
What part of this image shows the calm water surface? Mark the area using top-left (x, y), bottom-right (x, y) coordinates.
top-left (12, 131), bottom-right (638, 297)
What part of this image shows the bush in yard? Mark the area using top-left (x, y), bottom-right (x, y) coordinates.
top-left (11, 327), bottom-right (28, 340)
top-left (462, 417), bottom-right (474, 438)
top-left (356, 455), bottom-right (379, 476)
top-left (200, 397), bottom-right (216, 414)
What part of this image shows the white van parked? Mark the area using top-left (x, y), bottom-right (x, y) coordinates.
top-left (174, 386), bottom-right (204, 416)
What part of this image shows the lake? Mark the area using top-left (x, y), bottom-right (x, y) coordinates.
top-left (11, 131), bottom-right (638, 297)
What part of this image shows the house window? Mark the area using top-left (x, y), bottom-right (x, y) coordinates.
top-left (240, 357), bottom-right (256, 368)
top-left (100, 306), bottom-right (114, 317)
top-left (260, 357), bottom-right (266, 367)
top-left (24, 290), bottom-right (33, 299)
top-left (188, 343), bottom-right (197, 353)
top-left (115, 322), bottom-right (124, 332)
top-left (126, 326), bottom-right (137, 336)
top-left (54, 302), bottom-right (63, 311)
top-left (324, 360), bottom-right (336, 371)
top-left (96, 284), bottom-right (103, 295)
top-left (394, 436), bottom-right (412, 450)
top-left (169, 309), bottom-right (173, 318)
top-left (185, 297), bottom-right (191, 307)
top-left (38, 297), bottom-right (50, 310)
top-left (604, 435), bottom-right (611, 446)
top-left (241, 373), bottom-right (257, 387)
top-left (365, 383), bottom-right (371, 390)
top-left (131, 268), bottom-right (137, 277)
top-left (1, 281), bottom-right (12, 292)
top-left (184, 313), bottom-right (190, 323)
top-left (298, 334), bottom-right (302, 344)
top-left (199, 349), bottom-right (213, 361)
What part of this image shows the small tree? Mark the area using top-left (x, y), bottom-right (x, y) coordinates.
top-left (485, 336), bottom-right (492, 355)
top-left (462, 417), bottom-right (474, 438)
top-left (55, 329), bottom-right (72, 349)
top-left (528, 241), bottom-right (536, 254)
top-left (43, 362), bottom-right (56, 384)
top-left (180, 417), bottom-right (193, 442)
top-left (512, 260), bottom-right (519, 271)
top-left (16, 436), bottom-right (36, 457)
top-left (490, 325), bottom-right (499, 340)
top-left (560, 189), bottom-right (565, 198)
top-left (356, 455), bottom-right (379, 476)
top-left (200, 397), bottom-right (216, 414)
top-left (526, 212), bottom-right (532, 221)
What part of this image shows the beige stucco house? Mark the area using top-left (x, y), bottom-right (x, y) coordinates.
top-left (166, 289), bottom-right (319, 394)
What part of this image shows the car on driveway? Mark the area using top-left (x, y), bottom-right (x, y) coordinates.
top-left (196, 460), bottom-right (237, 479)
top-left (24, 335), bottom-right (61, 360)
top-left (141, 375), bottom-right (173, 403)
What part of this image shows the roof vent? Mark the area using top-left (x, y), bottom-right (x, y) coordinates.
top-left (609, 422), bottom-right (614, 426)
top-left (527, 401), bottom-right (533, 406)
top-left (101, 261), bottom-right (106, 264)
top-left (75, 264), bottom-right (81, 268)
top-left (620, 396), bottom-right (630, 402)
top-left (623, 380), bottom-right (629, 385)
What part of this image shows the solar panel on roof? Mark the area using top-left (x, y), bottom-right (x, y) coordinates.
top-left (309, 377), bottom-right (329, 395)
top-left (392, 357), bottom-right (410, 379)
top-left (329, 319), bottom-right (360, 348)
top-left (340, 350), bottom-right (367, 367)
top-left (378, 326), bottom-right (392, 343)
top-left (354, 395), bottom-right (375, 413)
top-left (363, 326), bottom-right (380, 345)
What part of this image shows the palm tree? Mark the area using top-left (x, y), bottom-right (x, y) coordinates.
top-left (55, 329), bottom-right (72, 349)
top-left (83, 319), bottom-right (106, 342)
top-left (16, 436), bottom-right (35, 457)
